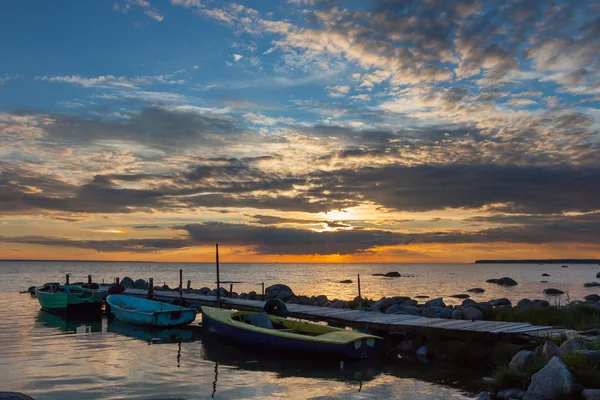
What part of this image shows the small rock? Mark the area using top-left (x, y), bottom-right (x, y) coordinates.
top-left (542, 288), bottom-right (565, 295)
top-left (585, 294), bottom-right (600, 302)
top-left (384, 271), bottom-right (401, 277)
top-left (542, 273), bottom-right (550, 276)
top-left (476, 392), bottom-right (491, 400)
top-left (462, 307), bottom-right (483, 320)
top-left (425, 298), bottom-right (445, 308)
top-left (559, 338), bottom-right (587, 353)
top-left (467, 288), bottom-right (485, 293)
top-left (509, 350), bottom-right (535, 371)
top-left (120, 277), bottom-right (134, 288)
top-left (582, 389), bottom-right (600, 400)
top-left (451, 310), bottom-right (463, 320)
top-left (339, 279), bottom-right (353, 284)
top-left (562, 265), bottom-right (568, 268)
top-left (584, 282), bottom-right (600, 287)
top-left (450, 294), bottom-right (470, 299)
top-left (541, 341), bottom-right (562, 361)
top-left (497, 388), bottom-right (525, 399)
top-left (415, 295), bottom-right (429, 298)
top-left (540, 280), bottom-right (548, 283)
top-left (524, 356), bottom-right (573, 400)
top-left (416, 345), bottom-right (427, 358)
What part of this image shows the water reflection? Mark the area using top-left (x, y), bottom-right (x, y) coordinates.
top-left (106, 319), bottom-right (200, 344)
top-left (36, 310), bottom-right (103, 334)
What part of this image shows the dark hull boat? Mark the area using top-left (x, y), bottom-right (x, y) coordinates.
top-left (35, 284), bottom-right (105, 316)
top-left (201, 306), bottom-right (382, 359)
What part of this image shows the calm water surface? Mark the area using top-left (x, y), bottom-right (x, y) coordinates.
top-left (0, 292), bottom-right (483, 399)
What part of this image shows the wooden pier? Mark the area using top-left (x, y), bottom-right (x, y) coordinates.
top-left (100, 286), bottom-right (592, 342)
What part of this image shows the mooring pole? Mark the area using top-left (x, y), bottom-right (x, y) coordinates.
top-left (88, 275), bottom-right (92, 284)
top-left (357, 274), bottom-right (362, 311)
top-left (179, 269), bottom-right (183, 299)
top-left (148, 278), bottom-right (154, 298)
top-left (116, 277), bottom-right (120, 286)
top-left (216, 243), bottom-right (221, 308)
top-left (66, 274), bottom-right (70, 285)
top-left (261, 282), bottom-right (265, 297)
top-left (229, 284), bottom-right (233, 298)
top-left (187, 280), bottom-right (191, 291)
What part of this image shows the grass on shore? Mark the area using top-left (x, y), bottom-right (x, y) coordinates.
top-left (562, 352), bottom-right (600, 389)
top-left (482, 304), bottom-right (600, 331)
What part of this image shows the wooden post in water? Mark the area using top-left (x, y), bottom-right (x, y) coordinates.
top-left (357, 274), bottom-right (362, 311)
top-left (216, 243), bottom-right (221, 308)
top-left (261, 282), bottom-right (265, 298)
top-left (66, 274), bottom-right (70, 285)
top-left (148, 278), bottom-right (154, 298)
top-left (116, 277), bottom-right (120, 286)
top-left (88, 275), bottom-right (92, 284)
top-left (229, 284), bottom-right (233, 298)
top-left (179, 269), bottom-right (183, 299)
top-left (187, 280), bottom-right (191, 291)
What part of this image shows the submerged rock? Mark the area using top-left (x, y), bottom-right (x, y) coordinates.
top-left (542, 273), bottom-right (550, 276)
top-left (487, 277), bottom-right (518, 286)
top-left (542, 288), bottom-right (565, 295)
top-left (0, 393), bottom-right (36, 400)
top-left (509, 350), bottom-right (535, 372)
top-left (585, 294), bottom-right (600, 302)
top-left (371, 273), bottom-right (385, 276)
top-left (384, 271), bottom-right (401, 277)
top-left (450, 294), bottom-right (470, 299)
top-left (339, 279), bottom-right (353, 284)
top-left (489, 298), bottom-right (512, 307)
top-left (584, 282), bottom-right (600, 287)
top-left (265, 284), bottom-right (295, 301)
top-left (524, 356), bottom-right (573, 400)
top-left (415, 295), bottom-right (429, 299)
top-left (467, 288), bottom-right (485, 293)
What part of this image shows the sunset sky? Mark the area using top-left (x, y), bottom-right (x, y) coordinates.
top-left (1, 0), bottom-right (599, 263)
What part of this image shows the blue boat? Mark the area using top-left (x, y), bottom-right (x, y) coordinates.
top-left (106, 295), bottom-right (197, 327)
top-left (201, 306), bottom-right (382, 359)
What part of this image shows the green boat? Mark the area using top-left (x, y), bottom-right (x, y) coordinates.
top-left (35, 284), bottom-right (105, 316)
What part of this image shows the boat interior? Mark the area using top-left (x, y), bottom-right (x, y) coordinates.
top-left (230, 311), bottom-right (327, 336)
top-left (38, 284), bottom-right (94, 298)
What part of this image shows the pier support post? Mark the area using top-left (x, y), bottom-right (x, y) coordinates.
top-left (148, 278), bottom-right (154, 298)
top-left (66, 274), bottom-right (70, 285)
top-left (229, 284), bottom-right (233, 298)
top-left (116, 277), bottom-right (120, 286)
top-left (357, 274), bottom-right (362, 311)
top-left (179, 269), bottom-right (183, 299)
top-left (216, 243), bottom-right (221, 308)
top-left (187, 280), bottom-right (191, 291)
top-left (261, 282), bottom-right (265, 298)
top-left (88, 275), bottom-right (92, 284)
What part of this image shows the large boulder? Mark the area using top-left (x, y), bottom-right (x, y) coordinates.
top-left (597, 272), bottom-right (600, 278)
top-left (422, 306), bottom-right (452, 319)
top-left (384, 271), bottom-right (401, 277)
top-left (584, 282), bottom-right (600, 287)
top-left (582, 389), bottom-right (600, 400)
top-left (199, 287), bottom-right (211, 295)
top-left (559, 338), bottom-right (587, 353)
top-left (488, 277), bottom-right (518, 286)
top-left (531, 299), bottom-right (550, 308)
top-left (575, 350), bottom-right (600, 365)
top-left (462, 307), bottom-right (484, 320)
top-left (540, 341), bottom-right (562, 361)
top-left (265, 284), bottom-right (295, 301)
top-left (452, 310), bottom-right (463, 320)
top-left (509, 350), bottom-right (535, 372)
top-left (425, 298), bottom-right (445, 308)
top-left (585, 294), bottom-right (600, 302)
top-left (134, 278), bottom-right (148, 290)
top-left (489, 298), bottom-right (512, 307)
top-left (524, 357), bottom-right (573, 400)
top-left (120, 276), bottom-right (134, 288)
top-left (467, 287), bottom-right (485, 293)
top-left (462, 298), bottom-right (478, 307)
top-left (386, 305), bottom-right (421, 316)
top-left (517, 299), bottom-right (533, 308)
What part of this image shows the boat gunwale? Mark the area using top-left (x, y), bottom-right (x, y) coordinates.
top-left (202, 306), bottom-right (381, 345)
top-left (106, 295), bottom-right (196, 317)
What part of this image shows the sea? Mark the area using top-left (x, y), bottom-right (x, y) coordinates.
top-left (1, 261), bottom-right (599, 399)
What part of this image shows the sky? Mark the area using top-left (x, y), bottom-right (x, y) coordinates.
top-left (0, 0), bottom-right (599, 263)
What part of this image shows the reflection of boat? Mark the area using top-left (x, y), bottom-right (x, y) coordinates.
top-left (107, 295), bottom-right (197, 327)
top-left (201, 333), bottom-right (381, 383)
top-left (35, 284), bottom-right (105, 315)
top-left (107, 319), bottom-right (199, 343)
top-left (201, 307), bottom-right (382, 359)
top-left (36, 309), bottom-right (103, 333)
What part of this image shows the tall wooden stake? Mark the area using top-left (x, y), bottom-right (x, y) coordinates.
top-left (357, 274), bottom-right (362, 311)
top-left (179, 269), bottom-right (183, 299)
top-left (216, 243), bottom-right (221, 308)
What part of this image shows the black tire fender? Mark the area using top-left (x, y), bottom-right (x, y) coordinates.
top-left (263, 298), bottom-right (289, 317)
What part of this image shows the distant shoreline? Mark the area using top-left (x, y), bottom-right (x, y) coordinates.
top-left (475, 259), bottom-right (600, 264)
